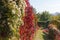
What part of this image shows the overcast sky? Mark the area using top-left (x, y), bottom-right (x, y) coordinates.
top-left (29, 0), bottom-right (60, 14)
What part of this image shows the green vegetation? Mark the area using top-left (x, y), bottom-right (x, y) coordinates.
top-left (34, 29), bottom-right (44, 40)
top-left (0, 0), bottom-right (60, 40)
top-left (0, 0), bottom-right (25, 40)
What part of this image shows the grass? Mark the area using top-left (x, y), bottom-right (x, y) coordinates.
top-left (34, 28), bottom-right (44, 40)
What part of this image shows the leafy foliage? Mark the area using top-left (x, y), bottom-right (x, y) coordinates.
top-left (40, 11), bottom-right (51, 21)
top-left (20, 0), bottom-right (35, 40)
top-left (0, 0), bottom-right (25, 39)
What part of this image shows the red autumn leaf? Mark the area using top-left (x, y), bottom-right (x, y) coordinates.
top-left (20, 0), bottom-right (35, 40)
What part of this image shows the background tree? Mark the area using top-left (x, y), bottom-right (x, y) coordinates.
top-left (40, 11), bottom-right (51, 21)
top-left (36, 11), bottom-right (51, 28)
top-left (57, 13), bottom-right (60, 20)
top-left (36, 13), bottom-right (41, 22)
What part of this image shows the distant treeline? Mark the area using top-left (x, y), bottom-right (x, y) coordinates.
top-left (36, 11), bottom-right (60, 22)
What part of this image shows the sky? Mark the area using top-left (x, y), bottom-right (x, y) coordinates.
top-left (29, 0), bottom-right (60, 14)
